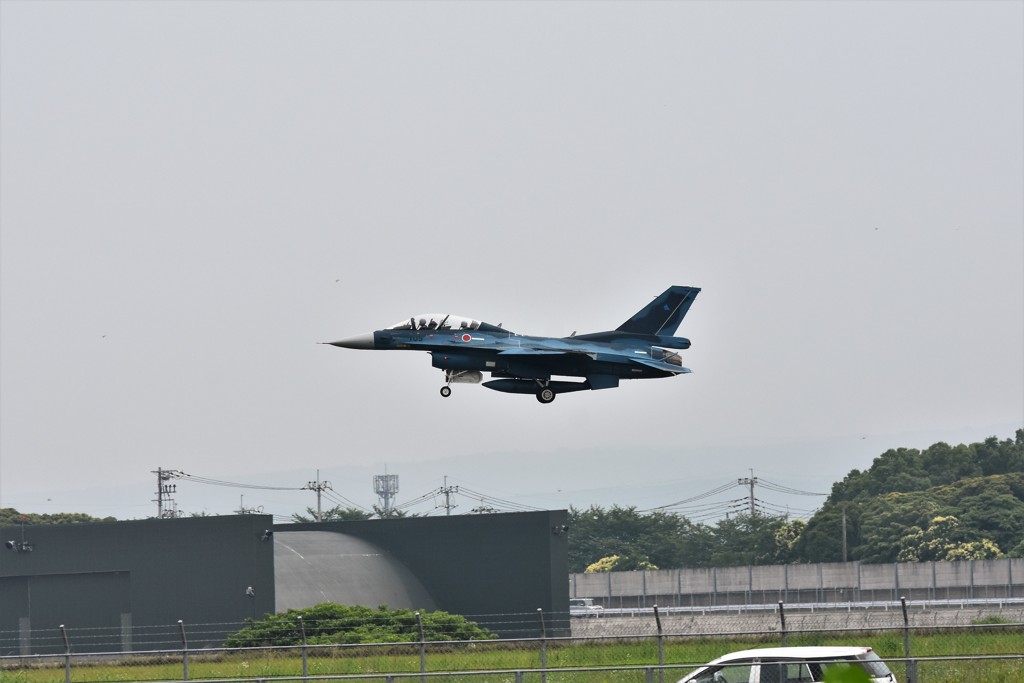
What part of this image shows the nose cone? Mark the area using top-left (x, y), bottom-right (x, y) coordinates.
top-left (326, 333), bottom-right (376, 350)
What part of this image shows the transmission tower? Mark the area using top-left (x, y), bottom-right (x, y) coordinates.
top-left (374, 474), bottom-right (399, 516)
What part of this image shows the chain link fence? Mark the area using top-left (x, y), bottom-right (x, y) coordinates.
top-left (2, 601), bottom-right (1022, 683)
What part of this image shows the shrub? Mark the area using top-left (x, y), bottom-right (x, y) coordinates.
top-left (225, 603), bottom-right (496, 647)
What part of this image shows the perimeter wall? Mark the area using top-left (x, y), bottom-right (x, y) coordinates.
top-left (570, 558), bottom-right (1024, 607)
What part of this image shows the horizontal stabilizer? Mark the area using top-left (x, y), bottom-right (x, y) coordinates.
top-left (617, 285), bottom-right (700, 336)
top-left (629, 357), bottom-right (692, 374)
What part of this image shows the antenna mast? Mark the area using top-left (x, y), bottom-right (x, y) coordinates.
top-left (374, 472), bottom-right (399, 517)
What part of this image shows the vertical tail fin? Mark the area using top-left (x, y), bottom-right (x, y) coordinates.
top-left (616, 286), bottom-right (701, 336)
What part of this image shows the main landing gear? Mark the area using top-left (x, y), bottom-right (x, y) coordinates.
top-left (536, 384), bottom-right (556, 404)
top-left (440, 386), bottom-right (452, 398)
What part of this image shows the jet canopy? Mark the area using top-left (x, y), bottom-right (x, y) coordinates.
top-left (387, 314), bottom-right (487, 332)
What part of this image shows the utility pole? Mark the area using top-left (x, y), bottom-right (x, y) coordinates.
top-left (152, 468), bottom-right (181, 518)
top-left (842, 505), bottom-right (848, 562)
top-left (234, 495), bottom-right (263, 515)
top-left (303, 470), bottom-right (331, 522)
top-left (738, 470), bottom-right (758, 516)
top-left (439, 476), bottom-right (458, 516)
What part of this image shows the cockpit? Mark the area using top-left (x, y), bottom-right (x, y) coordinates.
top-left (386, 314), bottom-right (485, 332)
top-left (386, 315), bottom-right (510, 334)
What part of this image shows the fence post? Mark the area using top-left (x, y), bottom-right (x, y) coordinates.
top-left (653, 604), bottom-right (664, 683)
top-left (900, 596), bottom-right (917, 683)
top-left (178, 620), bottom-right (188, 681)
top-left (537, 608), bottom-right (547, 683)
top-left (60, 624), bottom-right (71, 683)
top-left (297, 615), bottom-right (308, 682)
top-left (416, 611), bottom-right (426, 683)
top-left (778, 601), bottom-right (787, 646)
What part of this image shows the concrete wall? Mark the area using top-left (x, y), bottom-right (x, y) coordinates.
top-left (570, 558), bottom-right (1024, 607)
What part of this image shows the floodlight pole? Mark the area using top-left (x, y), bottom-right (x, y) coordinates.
top-left (653, 605), bottom-right (664, 683)
top-left (298, 616), bottom-right (308, 681)
top-left (178, 620), bottom-right (189, 680)
top-left (901, 596), bottom-right (917, 683)
top-left (416, 612), bottom-right (426, 683)
top-left (60, 624), bottom-right (70, 683)
top-left (537, 608), bottom-right (547, 683)
top-left (778, 601), bottom-right (787, 645)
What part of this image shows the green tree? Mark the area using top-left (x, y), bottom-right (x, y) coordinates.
top-left (974, 434), bottom-right (1024, 476)
top-left (955, 488), bottom-right (1024, 551)
top-left (567, 505), bottom-right (687, 572)
top-left (291, 506), bottom-right (372, 523)
top-left (855, 493), bottom-right (944, 563)
top-left (920, 442), bottom-right (980, 485)
top-left (372, 505), bottom-right (411, 518)
top-left (898, 515), bottom-right (1002, 561)
top-left (0, 508), bottom-right (116, 525)
top-left (585, 554), bottom-right (657, 572)
top-left (793, 501), bottom-right (861, 563)
top-left (709, 513), bottom-right (789, 566)
top-left (773, 518), bottom-right (806, 562)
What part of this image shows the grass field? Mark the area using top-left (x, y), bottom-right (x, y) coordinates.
top-left (1, 631), bottom-right (1022, 683)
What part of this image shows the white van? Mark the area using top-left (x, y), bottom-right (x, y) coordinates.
top-left (676, 646), bottom-right (896, 683)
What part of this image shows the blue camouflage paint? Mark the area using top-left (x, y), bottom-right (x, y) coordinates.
top-left (326, 285), bottom-right (701, 404)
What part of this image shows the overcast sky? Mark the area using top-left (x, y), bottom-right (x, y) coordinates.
top-left (1, 1), bottom-right (1021, 523)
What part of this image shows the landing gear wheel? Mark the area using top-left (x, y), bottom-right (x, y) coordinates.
top-left (536, 387), bottom-right (556, 404)
top-left (440, 386), bottom-right (452, 398)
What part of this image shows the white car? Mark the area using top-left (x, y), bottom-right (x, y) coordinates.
top-left (569, 598), bottom-right (604, 617)
top-left (676, 646), bottom-right (897, 683)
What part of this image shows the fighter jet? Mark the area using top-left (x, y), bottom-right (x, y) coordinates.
top-left (326, 285), bottom-right (700, 404)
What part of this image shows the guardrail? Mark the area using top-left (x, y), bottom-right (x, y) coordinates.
top-left (594, 596), bottom-right (1024, 617)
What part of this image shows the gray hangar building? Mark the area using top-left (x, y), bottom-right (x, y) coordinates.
top-left (0, 510), bottom-right (569, 654)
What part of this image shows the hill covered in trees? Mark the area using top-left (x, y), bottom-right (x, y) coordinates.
top-left (796, 431), bottom-right (1024, 564)
top-left (568, 430), bottom-right (1024, 572)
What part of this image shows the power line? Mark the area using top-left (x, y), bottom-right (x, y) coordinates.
top-left (173, 471), bottom-right (303, 491)
top-left (757, 477), bottom-right (828, 496)
top-left (643, 481), bottom-right (739, 511)
top-left (640, 472), bottom-right (826, 523)
top-left (320, 489), bottom-right (371, 512)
